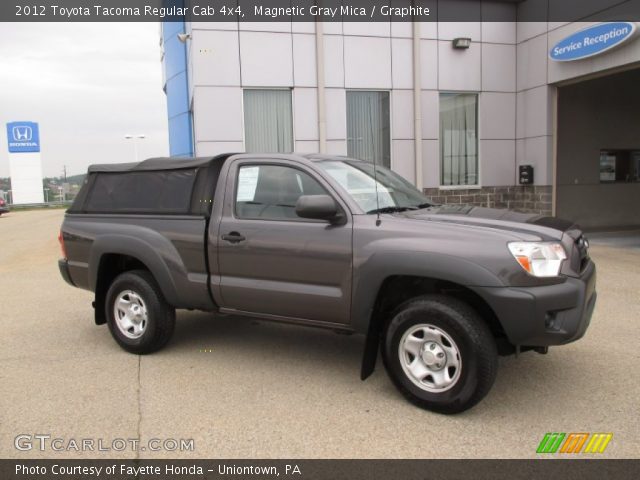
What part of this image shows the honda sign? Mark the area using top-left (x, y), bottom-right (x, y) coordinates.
top-left (6, 121), bottom-right (40, 153)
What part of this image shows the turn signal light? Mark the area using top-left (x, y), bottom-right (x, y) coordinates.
top-left (58, 230), bottom-right (67, 259)
top-left (515, 255), bottom-right (531, 273)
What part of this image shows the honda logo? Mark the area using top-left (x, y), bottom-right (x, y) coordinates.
top-left (12, 126), bottom-right (33, 142)
top-left (7, 121), bottom-right (40, 153)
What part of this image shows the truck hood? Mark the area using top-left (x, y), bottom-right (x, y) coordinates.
top-left (402, 205), bottom-right (576, 241)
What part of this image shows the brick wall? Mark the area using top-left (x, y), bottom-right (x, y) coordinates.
top-left (423, 186), bottom-right (552, 216)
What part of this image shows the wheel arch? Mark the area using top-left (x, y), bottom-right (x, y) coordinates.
top-left (93, 253), bottom-right (158, 325)
top-left (356, 253), bottom-right (508, 380)
top-left (89, 235), bottom-right (182, 325)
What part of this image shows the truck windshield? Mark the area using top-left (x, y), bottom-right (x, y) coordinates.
top-left (317, 160), bottom-right (432, 213)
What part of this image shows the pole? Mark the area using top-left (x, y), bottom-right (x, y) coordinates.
top-left (413, 17), bottom-right (423, 190)
top-left (133, 139), bottom-right (139, 162)
top-left (315, 19), bottom-right (327, 153)
top-left (125, 134), bottom-right (145, 162)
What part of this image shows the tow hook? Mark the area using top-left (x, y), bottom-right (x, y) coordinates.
top-left (534, 347), bottom-right (549, 355)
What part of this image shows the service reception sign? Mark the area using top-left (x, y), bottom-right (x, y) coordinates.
top-left (6, 121), bottom-right (45, 204)
top-left (549, 22), bottom-right (637, 62)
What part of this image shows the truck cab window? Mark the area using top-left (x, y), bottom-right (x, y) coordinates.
top-left (235, 164), bottom-right (327, 220)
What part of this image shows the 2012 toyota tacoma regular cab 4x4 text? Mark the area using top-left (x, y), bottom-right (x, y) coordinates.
top-left (58, 154), bottom-right (597, 413)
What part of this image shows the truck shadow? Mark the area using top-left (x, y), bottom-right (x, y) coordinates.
top-left (171, 310), bottom-right (364, 377)
top-left (164, 310), bottom-right (591, 418)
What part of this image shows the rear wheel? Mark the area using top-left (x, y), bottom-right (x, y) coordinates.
top-left (382, 295), bottom-right (497, 414)
top-left (105, 270), bottom-right (175, 354)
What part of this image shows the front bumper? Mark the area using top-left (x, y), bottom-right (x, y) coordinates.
top-left (58, 259), bottom-right (76, 287)
top-left (473, 260), bottom-right (596, 347)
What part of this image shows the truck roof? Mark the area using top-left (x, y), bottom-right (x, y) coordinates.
top-left (87, 154), bottom-right (235, 173)
top-left (87, 153), bottom-right (357, 174)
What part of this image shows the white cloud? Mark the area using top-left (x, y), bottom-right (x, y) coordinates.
top-left (0, 22), bottom-right (169, 177)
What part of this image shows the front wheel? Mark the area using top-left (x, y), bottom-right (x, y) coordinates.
top-left (382, 295), bottom-right (497, 414)
top-left (105, 270), bottom-right (175, 354)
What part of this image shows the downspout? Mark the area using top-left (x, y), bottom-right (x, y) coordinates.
top-left (551, 87), bottom-right (558, 216)
top-left (413, 18), bottom-right (423, 189)
top-left (315, 20), bottom-right (327, 153)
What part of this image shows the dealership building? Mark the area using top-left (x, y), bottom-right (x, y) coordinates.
top-left (161, 2), bottom-right (640, 230)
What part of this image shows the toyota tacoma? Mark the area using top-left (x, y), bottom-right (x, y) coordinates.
top-left (58, 154), bottom-right (596, 413)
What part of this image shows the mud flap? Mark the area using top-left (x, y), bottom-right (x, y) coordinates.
top-left (360, 310), bottom-right (382, 380)
top-left (93, 297), bottom-right (106, 325)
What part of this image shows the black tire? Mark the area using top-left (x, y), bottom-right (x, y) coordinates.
top-left (105, 270), bottom-right (175, 354)
top-left (382, 295), bottom-right (497, 414)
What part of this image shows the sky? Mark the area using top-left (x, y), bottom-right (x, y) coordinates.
top-left (0, 23), bottom-right (169, 177)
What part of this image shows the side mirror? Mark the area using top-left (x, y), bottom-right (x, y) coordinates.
top-left (295, 195), bottom-right (343, 224)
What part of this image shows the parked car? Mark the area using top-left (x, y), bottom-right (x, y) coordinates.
top-left (58, 154), bottom-right (596, 413)
top-left (0, 197), bottom-right (9, 215)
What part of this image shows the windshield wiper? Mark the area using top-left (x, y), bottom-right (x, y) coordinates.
top-left (367, 206), bottom-right (418, 214)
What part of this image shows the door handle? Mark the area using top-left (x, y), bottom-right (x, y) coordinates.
top-left (221, 232), bottom-right (246, 243)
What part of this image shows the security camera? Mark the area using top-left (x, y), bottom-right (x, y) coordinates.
top-left (177, 33), bottom-right (191, 43)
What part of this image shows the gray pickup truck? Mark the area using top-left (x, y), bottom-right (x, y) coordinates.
top-left (59, 153), bottom-right (596, 413)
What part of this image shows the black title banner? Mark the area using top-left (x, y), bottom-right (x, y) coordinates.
top-left (2, 0), bottom-right (640, 22)
top-left (2, 459), bottom-right (640, 480)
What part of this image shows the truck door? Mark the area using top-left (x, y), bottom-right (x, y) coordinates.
top-left (215, 159), bottom-right (353, 326)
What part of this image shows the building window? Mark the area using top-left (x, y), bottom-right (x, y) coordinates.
top-left (440, 93), bottom-right (478, 186)
top-left (346, 91), bottom-right (390, 168)
top-left (243, 89), bottom-right (293, 153)
top-left (599, 150), bottom-right (640, 183)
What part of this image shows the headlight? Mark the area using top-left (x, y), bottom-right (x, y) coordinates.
top-left (508, 242), bottom-right (567, 277)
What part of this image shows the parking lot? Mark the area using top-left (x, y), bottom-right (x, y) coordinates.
top-left (1, 209), bottom-right (638, 458)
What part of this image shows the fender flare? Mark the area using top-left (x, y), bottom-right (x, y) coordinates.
top-left (354, 251), bottom-right (504, 380)
top-left (88, 233), bottom-right (182, 307)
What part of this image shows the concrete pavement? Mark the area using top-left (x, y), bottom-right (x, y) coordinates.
top-left (1, 209), bottom-right (638, 458)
